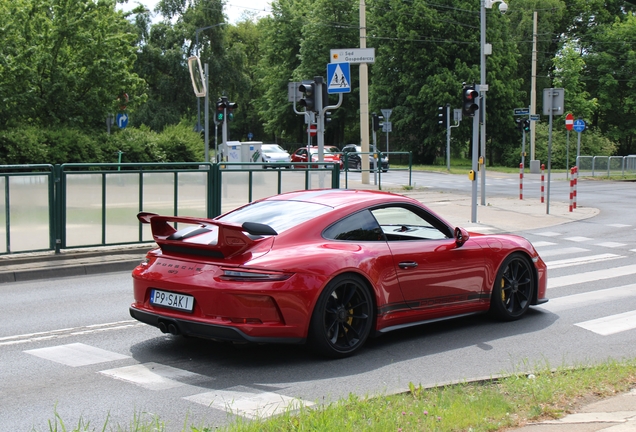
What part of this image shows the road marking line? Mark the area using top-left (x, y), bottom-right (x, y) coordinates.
top-left (0, 320), bottom-right (142, 346)
top-left (538, 247), bottom-right (589, 258)
top-left (533, 241), bottom-right (557, 248)
top-left (25, 343), bottom-right (129, 367)
top-left (539, 283), bottom-right (636, 312)
top-left (575, 310), bottom-right (636, 335)
top-left (607, 224), bottom-right (631, 228)
top-left (185, 387), bottom-right (314, 419)
top-left (548, 264), bottom-right (636, 289)
top-left (534, 231), bottom-right (562, 237)
top-left (100, 363), bottom-right (201, 391)
top-left (563, 236), bottom-right (592, 242)
top-left (596, 242), bottom-right (627, 248)
top-left (545, 253), bottom-right (622, 269)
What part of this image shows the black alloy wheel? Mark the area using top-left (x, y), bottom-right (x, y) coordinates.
top-left (308, 274), bottom-right (374, 358)
top-left (490, 253), bottom-right (535, 321)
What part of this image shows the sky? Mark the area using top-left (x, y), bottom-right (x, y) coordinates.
top-left (117, 0), bottom-right (272, 24)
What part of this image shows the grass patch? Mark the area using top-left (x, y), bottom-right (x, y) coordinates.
top-left (41, 359), bottom-right (636, 432)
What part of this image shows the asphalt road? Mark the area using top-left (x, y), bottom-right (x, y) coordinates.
top-left (1, 172), bottom-right (635, 431)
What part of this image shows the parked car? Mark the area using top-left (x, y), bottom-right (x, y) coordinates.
top-left (290, 146), bottom-right (343, 169)
top-left (131, 189), bottom-right (548, 358)
top-left (260, 144), bottom-right (291, 168)
top-left (341, 144), bottom-right (389, 172)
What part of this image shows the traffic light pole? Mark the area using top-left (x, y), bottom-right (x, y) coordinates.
top-left (471, 112), bottom-right (479, 223)
top-left (445, 104), bottom-right (451, 171)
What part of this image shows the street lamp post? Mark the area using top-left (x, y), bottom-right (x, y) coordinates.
top-left (194, 23), bottom-right (226, 134)
top-left (479, 0), bottom-right (507, 206)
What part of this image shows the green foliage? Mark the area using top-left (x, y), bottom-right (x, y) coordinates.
top-left (0, 123), bottom-right (204, 165)
top-left (0, 0), bottom-right (145, 129)
top-left (155, 120), bottom-right (205, 162)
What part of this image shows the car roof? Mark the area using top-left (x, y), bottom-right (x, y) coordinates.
top-left (265, 189), bottom-right (413, 208)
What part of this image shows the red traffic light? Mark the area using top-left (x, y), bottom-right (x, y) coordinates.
top-left (462, 86), bottom-right (479, 117)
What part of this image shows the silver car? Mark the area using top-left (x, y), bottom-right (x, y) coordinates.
top-left (261, 144), bottom-right (291, 168)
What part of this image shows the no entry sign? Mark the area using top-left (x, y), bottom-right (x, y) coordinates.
top-left (565, 113), bottom-right (574, 131)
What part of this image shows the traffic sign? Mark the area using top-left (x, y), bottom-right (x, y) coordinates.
top-left (116, 113), bottom-right (129, 129)
top-left (514, 108), bottom-right (530, 115)
top-left (565, 113), bottom-right (574, 131)
top-left (573, 119), bottom-right (586, 133)
top-left (530, 114), bottom-right (540, 121)
top-left (382, 121), bottom-right (392, 133)
top-left (308, 124), bottom-right (317, 136)
top-left (330, 48), bottom-right (375, 64)
top-left (327, 62), bottom-right (351, 94)
top-left (381, 109), bottom-right (393, 121)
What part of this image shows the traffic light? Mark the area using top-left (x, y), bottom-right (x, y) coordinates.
top-left (216, 99), bottom-right (226, 123)
top-left (227, 101), bottom-right (238, 121)
top-left (462, 85), bottom-right (479, 117)
top-left (298, 80), bottom-right (316, 112)
top-left (438, 105), bottom-right (447, 128)
top-left (523, 119), bottom-right (530, 132)
top-left (515, 118), bottom-right (523, 131)
top-left (372, 112), bottom-right (384, 131)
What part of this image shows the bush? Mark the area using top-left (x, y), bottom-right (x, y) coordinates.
top-left (0, 121), bottom-right (204, 165)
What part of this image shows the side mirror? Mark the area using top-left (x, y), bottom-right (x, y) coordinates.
top-left (454, 227), bottom-right (470, 247)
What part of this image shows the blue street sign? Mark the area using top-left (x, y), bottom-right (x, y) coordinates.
top-left (116, 113), bottom-right (129, 129)
top-left (573, 119), bottom-right (586, 133)
top-left (248, 132), bottom-right (253, 140)
top-left (327, 62), bottom-right (351, 94)
top-left (514, 108), bottom-right (530, 115)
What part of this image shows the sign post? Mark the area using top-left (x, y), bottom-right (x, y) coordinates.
top-left (565, 113), bottom-right (574, 178)
top-left (543, 88), bottom-right (565, 214)
top-left (381, 108), bottom-right (392, 163)
top-left (573, 119), bottom-right (586, 168)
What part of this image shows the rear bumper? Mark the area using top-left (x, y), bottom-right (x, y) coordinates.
top-left (129, 306), bottom-right (305, 344)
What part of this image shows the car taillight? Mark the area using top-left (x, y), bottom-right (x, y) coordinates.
top-left (219, 268), bottom-right (293, 282)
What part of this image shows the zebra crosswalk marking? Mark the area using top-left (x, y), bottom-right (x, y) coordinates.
top-left (575, 310), bottom-right (636, 336)
top-left (185, 387), bottom-right (314, 419)
top-left (25, 342), bottom-right (129, 367)
top-left (539, 284), bottom-right (636, 313)
top-left (548, 264), bottom-right (636, 289)
top-left (544, 253), bottom-right (622, 269)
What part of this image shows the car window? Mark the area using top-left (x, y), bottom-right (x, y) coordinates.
top-left (370, 206), bottom-right (451, 241)
top-left (323, 210), bottom-right (385, 241)
top-left (218, 200), bottom-right (332, 233)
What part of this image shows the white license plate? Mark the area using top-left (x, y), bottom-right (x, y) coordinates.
top-left (150, 289), bottom-right (194, 312)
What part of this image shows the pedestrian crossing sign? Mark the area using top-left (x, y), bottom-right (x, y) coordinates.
top-left (327, 62), bottom-right (351, 94)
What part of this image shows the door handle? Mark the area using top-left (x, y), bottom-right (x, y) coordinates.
top-left (398, 261), bottom-right (418, 269)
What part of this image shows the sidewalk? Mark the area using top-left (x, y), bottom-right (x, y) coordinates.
top-left (509, 388), bottom-right (636, 431)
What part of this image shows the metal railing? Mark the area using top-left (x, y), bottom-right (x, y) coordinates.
top-left (0, 162), bottom-right (340, 255)
top-left (577, 155), bottom-right (636, 177)
top-left (342, 151), bottom-right (413, 189)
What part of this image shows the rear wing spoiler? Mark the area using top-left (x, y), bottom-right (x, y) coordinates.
top-left (137, 212), bottom-right (277, 259)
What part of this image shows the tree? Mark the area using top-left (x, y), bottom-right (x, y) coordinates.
top-left (0, 0), bottom-right (145, 129)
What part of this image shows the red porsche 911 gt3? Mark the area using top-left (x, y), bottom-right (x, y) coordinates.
top-left (130, 189), bottom-right (548, 358)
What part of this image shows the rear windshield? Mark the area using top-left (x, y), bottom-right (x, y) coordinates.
top-left (217, 200), bottom-right (333, 233)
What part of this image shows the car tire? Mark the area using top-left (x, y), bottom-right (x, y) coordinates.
top-left (308, 274), bottom-right (374, 358)
top-left (489, 253), bottom-right (534, 321)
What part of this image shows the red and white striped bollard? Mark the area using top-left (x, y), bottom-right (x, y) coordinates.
top-left (519, 163), bottom-right (524, 200)
top-left (540, 164), bottom-right (545, 203)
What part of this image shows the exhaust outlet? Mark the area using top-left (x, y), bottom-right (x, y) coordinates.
top-left (167, 323), bottom-right (179, 335)
top-left (158, 321), bottom-right (168, 333)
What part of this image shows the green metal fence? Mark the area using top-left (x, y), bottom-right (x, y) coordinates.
top-left (0, 162), bottom-right (340, 255)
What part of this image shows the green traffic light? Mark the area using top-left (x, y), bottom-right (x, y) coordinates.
top-left (217, 113), bottom-right (224, 122)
